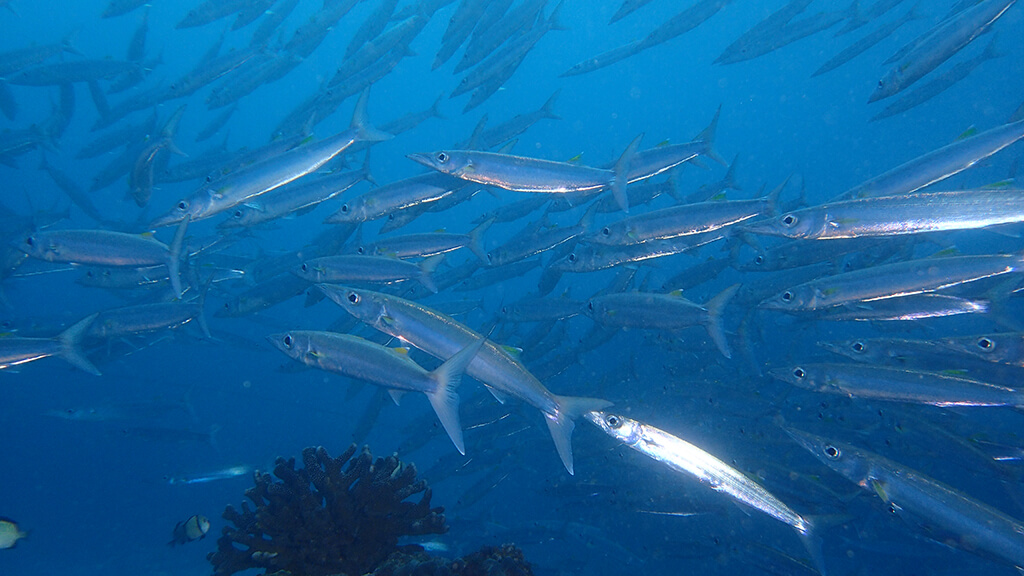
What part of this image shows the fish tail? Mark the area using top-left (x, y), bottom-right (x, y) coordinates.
top-left (764, 173), bottom-right (790, 217)
top-left (547, 0), bottom-right (567, 31)
top-left (695, 104), bottom-right (727, 166)
top-left (349, 87), bottom-right (393, 143)
top-left (196, 274), bottom-right (212, 339)
top-left (798, 527), bottom-right (827, 576)
top-left (467, 217), bottom-right (493, 263)
top-left (61, 29), bottom-right (82, 56)
top-left (359, 148), bottom-right (377, 187)
top-left (429, 92), bottom-right (446, 119)
top-left (664, 171), bottom-right (682, 202)
top-left (611, 133), bottom-right (644, 214)
top-left (427, 338), bottom-right (486, 455)
top-left (721, 153), bottom-right (742, 192)
top-left (58, 313), bottom-right (101, 376)
top-left (418, 254), bottom-right (444, 293)
top-left (167, 214), bottom-right (190, 299)
top-left (541, 89), bottom-right (561, 120)
top-left (704, 284), bottom-right (739, 359)
top-left (548, 395), bottom-right (614, 475)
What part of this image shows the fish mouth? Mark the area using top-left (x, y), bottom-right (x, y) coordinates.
top-left (406, 153), bottom-right (435, 169)
top-left (150, 211), bottom-right (185, 228)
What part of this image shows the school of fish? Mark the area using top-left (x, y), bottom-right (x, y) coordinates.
top-left (1, 0), bottom-right (1024, 574)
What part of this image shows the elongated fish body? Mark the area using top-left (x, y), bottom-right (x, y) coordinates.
top-left (552, 230), bottom-right (725, 273)
top-left (771, 363), bottom-right (1024, 407)
top-left (410, 150), bottom-right (615, 193)
top-left (219, 169), bottom-right (367, 229)
top-left (176, 0), bottom-right (248, 29)
top-left (594, 197), bottom-right (769, 246)
top-left (0, 314), bottom-right (100, 375)
top-left (13, 219), bottom-right (189, 298)
top-left (588, 412), bottom-right (822, 572)
top-left (745, 189), bottom-right (1024, 240)
top-left (787, 429), bottom-right (1024, 568)
top-left (411, 135), bottom-right (642, 213)
top-left (872, 37), bottom-right (1001, 121)
top-left (326, 172), bottom-right (461, 224)
top-left (585, 286), bottom-right (736, 357)
top-left (870, 0), bottom-right (1014, 102)
top-left (6, 60), bottom-right (139, 85)
top-left (152, 89), bottom-right (390, 227)
top-left (167, 465), bottom-right (252, 485)
top-left (87, 302), bottom-right (205, 339)
top-left (292, 254), bottom-right (441, 293)
top-left (834, 122), bottom-right (1024, 202)
top-left (815, 293), bottom-right (991, 322)
top-left (215, 273), bottom-right (310, 318)
top-left (317, 284), bottom-right (611, 474)
top-left (938, 333), bottom-right (1024, 367)
top-left (101, 0), bottom-right (149, 18)
top-left (761, 253), bottom-right (1024, 312)
top-left (268, 331), bottom-right (483, 454)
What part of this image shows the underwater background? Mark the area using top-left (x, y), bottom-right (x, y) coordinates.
top-left (1, 0), bottom-right (1024, 574)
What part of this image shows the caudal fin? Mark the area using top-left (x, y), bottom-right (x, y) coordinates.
top-left (467, 217), bottom-right (494, 263)
top-left (417, 254), bottom-right (444, 293)
top-left (704, 284), bottom-right (739, 359)
top-left (611, 134), bottom-right (644, 214)
top-left (58, 313), bottom-right (101, 376)
top-left (695, 105), bottom-right (726, 166)
top-left (350, 87), bottom-right (393, 143)
top-left (167, 214), bottom-right (190, 299)
top-left (546, 394), bottom-right (614, 474)
top-left (427, 337), bottom-right (486, 455)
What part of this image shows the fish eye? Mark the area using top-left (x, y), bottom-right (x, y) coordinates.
top-left (877, 80), bottom-right (884, 88)
top-left (781, 214), bottom-right (798, 227)
top-left (792, 367), bottom-right (805, 379)
top-left (601, 227), bottom-right (610, 236)
top-left (851, 341), bottom-right (865, 353)
top-left (65, 408), bottom-right (74, 414)
top-left (486, 253), bottom-right (493, 262)
top-left (177, 200), bottom-right (189, 211)
top-left (233, 209), bottom-right (243, 218)
top-left (976, 337), bottom-right (994, 350)
top-left (356, 246), bottom-right (364, 254)
top-left (300, 263), bottom-right (308, 272)
top-left (436, 152), bottom-right (449, 163)
top-left (282, 334), bottom-right (293, 348)
top-left (347, 292), bottom-right (360, 304)
top-left (340, 204), bottom-right (349, 213)
top-left (587, 301), bottom-right (594, 311)
top-left (823, 444), bottom-right (840, 460)
top-left (754, 255), bottom-right (764, 265)
top-left (604, 414), bottom-right (621, 429)
top-left (567, 253), bottom-right (577, 263)
top-left (781, 291), bottom-right (793, 302)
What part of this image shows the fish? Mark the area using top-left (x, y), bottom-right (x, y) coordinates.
top-left (13, 218), bottom-right (190, 298)
top-left (587, 412), bottom-right (824, 574)
top-left (0, 517), bottom-right (27, 549)
top-left (770, 363), bottom-right (1024, 407)
top-left (584, 285), bottom-right (738, 358)
top-left (408, 134), bottom-right (643, 213)
top-left (814, 4), bottom-right (918, 77)
top-left (166, 465), bottom-right (253, 485)
top-left (871, 34), bottom-right (1003, 121)
top-left (787, 428), bottom-right (1024, 569)
top-left (317, 284), bottom-right (611, 474)
top-left (268, 331), bottom-right (485, 454)
top-left (742, 189), bottom-right (1024, 240)
top-left (292, 254), bottom-right (444, 293)
top-left (151, 89), bottom-right (390, 227)
top-left (0, 313), bottom-right (100, 375)
top-left (218, 166), bottom-right (370, 229)
top-left (870, 0), bottom-right (1015, 102)
top-left (760, 252), bottom-right (1024, 312)
top-left (168, 515), bottom-right (210, 545)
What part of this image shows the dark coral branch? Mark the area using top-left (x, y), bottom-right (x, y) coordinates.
top-left (208, 444), bottom-right (447, 576)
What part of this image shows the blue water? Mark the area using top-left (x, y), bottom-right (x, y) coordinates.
top-left (1, 0), bottom-right (1023, 575)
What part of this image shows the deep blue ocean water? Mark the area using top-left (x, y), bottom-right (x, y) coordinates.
top-left (1, 1), bottom-right (1023, 574)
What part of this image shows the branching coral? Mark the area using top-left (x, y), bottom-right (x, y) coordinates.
top-left (208, 444), bottom-right (448, 576)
